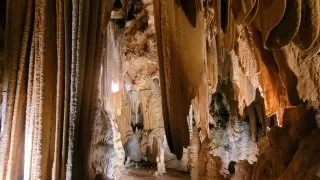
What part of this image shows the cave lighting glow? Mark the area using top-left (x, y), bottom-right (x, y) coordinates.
top-left (111, 80), bottom-right (120, 93)
top-left (24, 108), bottom-right (34, 180)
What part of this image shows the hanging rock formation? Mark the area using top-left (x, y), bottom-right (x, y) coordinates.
top-left (1, 0), bottom-right (320, 179)
top-left (154, 0), bottom-right (205, 159)
top-left (152, 0), bottom-right (320, 179)
top-left (0, 0), bottom-right (112, 179)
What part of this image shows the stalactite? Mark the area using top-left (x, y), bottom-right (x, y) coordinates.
top-left (243, 0), bottom-right (258, 24)
top-left (230, 25), bottom-right (261, 115)
top-left (101, 22), bottom-right (122, 120)
top-left (90, 56), bottom-right (125, 179)
top-left (266, 0), bottom-right (301, 49)
top-left (60, 1), bottom-right (72, 179)
top-left (0, 0), bottom-right (33, 179)
top-left (231, 0), bottom-right (256, 24)
top-left (247, 106), bottom-right (257, 141)
top-left (294, 0), bottom-right (320, 50)
top-left (282, 42), bottom-right (320, 102)
top-left (197, 76), bottom-right (210, 137)
top-left (252, 0), bottom-right (286, 49)
top-left (273, 49), bottom-right (301, 105)
top-left (0, 0), bottom-right (111, 179)
top-left (24, 31), bottom-right (35, 180)
top-left (205, 1), bottom-right (218, 93)
top-left (1, 0), bottom-right (320, 178)
top-left (154, 0), bottom-right (204, 159)
top-left (222, 3), bottom-right (235, 52)
top-left (249, 27), bottom-right (290, 123)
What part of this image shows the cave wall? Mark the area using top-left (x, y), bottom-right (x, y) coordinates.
top-left (89, 19), bottom-right (129, 179)
top-left (251, 106), bottom-right (320, 180)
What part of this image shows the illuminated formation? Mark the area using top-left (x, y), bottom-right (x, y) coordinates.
top-left (0, 0), bottom-right (319, 179)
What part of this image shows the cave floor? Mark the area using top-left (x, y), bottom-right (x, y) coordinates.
top-left (118, 164), bottom-right (190, 180)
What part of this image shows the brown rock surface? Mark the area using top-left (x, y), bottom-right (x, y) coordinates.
top-left (266, 0), bottom-right (302, 49)
top-left (294, 0), bottom-right (320, 50)
top-left (252, 106), bottom-right (319, 180)
top-left (154, 0), bottom-right (204, 158)
top-left (278, 130), bottom-right (320, 180)
top-left (231, 160), bottom-right (253, 180)
top-left (252, 0), bottom-right (286, 48)
top-left (231, 0), bottom-right (256, 24)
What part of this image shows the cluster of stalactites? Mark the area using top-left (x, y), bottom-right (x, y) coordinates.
top-left (205, 0), bottom-right (320, 124)
top-left (214, 0), bottom-right (319, 51)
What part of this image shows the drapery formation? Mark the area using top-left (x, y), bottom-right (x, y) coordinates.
top-left (154, 0), bottom-right (205, 159)
top-left (154, 0), bottom-right (320, 160)
top-left (0, 0), bottom-right (112, 179)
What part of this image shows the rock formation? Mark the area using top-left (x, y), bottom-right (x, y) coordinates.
top-left (0, 0), bottom-right (320, 179)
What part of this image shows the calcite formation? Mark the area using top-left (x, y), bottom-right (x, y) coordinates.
top-left (0, 0), bottom-right (320, 179)
top-left (0, 0), bottom-right (112, 179)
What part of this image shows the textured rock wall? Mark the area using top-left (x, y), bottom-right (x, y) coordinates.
top-left (0, 1), bottom-right (113, 179)
top-left (90, 19), bottom-right (126, 179)
top-left (251, 106), bottom-right (320, 180)
top-left (90, 105), bottom-right (116, 179)
top-left (152, 0), bottom-right (320, 179)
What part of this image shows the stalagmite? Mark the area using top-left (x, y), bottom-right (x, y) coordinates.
top-left (189, 125), bottom-right (200, 180)
top-left (152, 137), bottom-right (166, 175)
top-left (198, 137), bottom-right (210, 179)
top-left (231, 160), bottom-right (253, 180)
top-left (90, 107), bottom-right (116, 179)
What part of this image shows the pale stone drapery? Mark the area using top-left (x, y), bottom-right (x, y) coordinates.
top-left (0, 0), bottom-right (112, 179)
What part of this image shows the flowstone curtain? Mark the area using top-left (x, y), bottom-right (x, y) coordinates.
top-left (0, 0), bottom-right (112, 179)
top-left (154, 0), bottom-right (205, 159)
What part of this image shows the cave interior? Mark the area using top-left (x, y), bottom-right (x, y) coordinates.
top-left (0, 0), bottom-right (320, 179)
